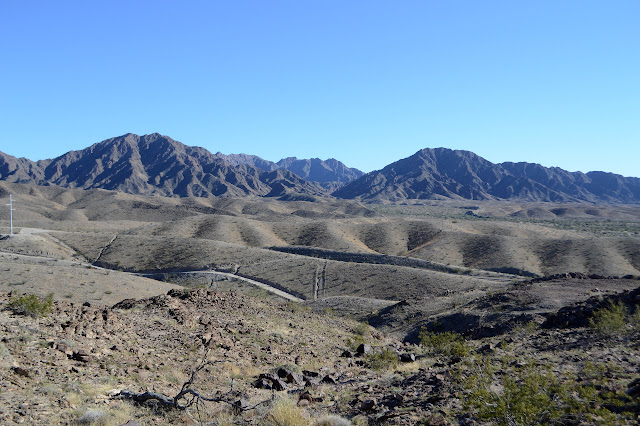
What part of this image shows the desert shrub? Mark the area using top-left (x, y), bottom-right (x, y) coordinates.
top-left (419, 329), bottom-right (471, 358)
top-left (345, 334), bottom-right (367, 351)
top-left (589, 301), bottom-right (628, 335)
top-left (8, 293), bottom-right (54, 317)
top-left (353, 321), bottom-right (369, 336)
top-left (510, 321), bottom-right (539, 339)
top-left (632, 308), bottom-right (640, 330)
top-left (364, 348), bottom-right (399, 371)
top-left (459, 356), bottom-right (631, 425)
top-left (465, 360), bottom-right (558, 425)
top-left (286, 301), bottom-right (310, 313)
top-left (311, 415), bottom-right (352, 426)
top-left (261, 397), bottom-right (309, 426)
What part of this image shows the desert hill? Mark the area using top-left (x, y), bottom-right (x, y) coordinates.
top-left (2, 181), bottom-right (639, 283)
top-left (333, 147), bottom-right (640, 203)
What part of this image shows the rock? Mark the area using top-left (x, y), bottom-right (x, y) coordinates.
top-left (321, 374), bottom-right (337, 385)
top-left (299, 391), bottom-right (314, 403)
top-left (276, 367), bottom-right (294, 379)
top-left (422, 413), bottom-right (450, 425)
top-left (626, 378), bottom-right (640, 396)
top-left (341, 350), bottom-right (354, 358)
top-left (302, 370), bottom-right (319, 377)
top-left (56, 342), bottom-right (73, 356)
top-left (11, 366), bottom-right (30, 378)
top-left (72, 350), bottom-right (92, 363)
top-left (448, 356), bottom-right (462, 365)
top-left (77, 409), bottom-right (107, 424)
top-left (400, 353), bottom-right (416, 362)
top-left (285, 372), bottom-right (304, 386)
top-left (271, 378), bottom-right (288, 391)
top-left (120, 421), bottom-right (142, 426)
top-left (359, 399), bottom-right (377, 411)
top-left (254, 378), bottom-right (272, 390)
top-left (356, 344), bottom-right (372, 355)
top-left (259, 373), bottom-right (278, 382)
top-left (478, 343), bottom-right (495, 354)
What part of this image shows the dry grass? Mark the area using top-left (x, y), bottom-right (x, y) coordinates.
top-left (262, 396), bottom-right (310, 426)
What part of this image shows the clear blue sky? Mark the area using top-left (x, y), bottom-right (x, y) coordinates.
top-left (1, 1), bottom-right (638, 177)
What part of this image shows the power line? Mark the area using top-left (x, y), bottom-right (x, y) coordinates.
top-left (6, 194), bottom-right (15, 236)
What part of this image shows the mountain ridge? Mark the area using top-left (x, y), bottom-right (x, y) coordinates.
top-left (2, 136), bottom-right (639, 204)
top-left (0, 133), bottom-right (326, 198)
top-left (333, 147), bottom-right (640, 204)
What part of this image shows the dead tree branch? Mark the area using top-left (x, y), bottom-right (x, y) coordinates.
top-left (113, 349), bottom-right (271, 413)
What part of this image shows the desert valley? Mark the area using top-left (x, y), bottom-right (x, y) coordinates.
top-left (0, 134), bottom-right (639, 425)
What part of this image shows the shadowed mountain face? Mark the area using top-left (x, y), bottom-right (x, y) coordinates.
top-left (0, 134), bottom-right (325, 198)
top-left (333, 148), bottom-right (640, 203)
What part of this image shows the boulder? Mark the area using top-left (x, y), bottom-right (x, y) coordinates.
top-left (321, 374), bottom-right (337, 385)
top-left (359, 399), bottom-right (377, 412)
top-left (356, 344), bottom-right (372, 355)
top-left (72, 350), bottom-right (92, 363)
top-left (400, 353), bottom-right (416, 363)
top-left (271, 378), bottom-right (288, 391)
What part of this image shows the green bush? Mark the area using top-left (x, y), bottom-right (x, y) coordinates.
top-left (464, 360), bottom-right (558, 425)
top-left (589, 301), bottom-right (628, 335)
top-left (8, 293), bottom-right (54, 317)
top-left (364, 348), bottom-right (399, 371)
top-left (459, 356), bottom-right (630, 425)
top-left (419, 329), bottom-right (471, 358)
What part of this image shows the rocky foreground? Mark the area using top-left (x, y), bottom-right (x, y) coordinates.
top-left (0, 286), bottom-right (639, 425)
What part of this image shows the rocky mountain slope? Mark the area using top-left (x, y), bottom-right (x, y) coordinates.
top-left (0, 134), bottom-right (325, 198)
top-left (333, 148), bottom-right (640, 203)
top-left (1, 281), bottom-right (638, 425)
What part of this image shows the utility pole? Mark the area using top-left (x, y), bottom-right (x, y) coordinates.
top-left (6, 194), bottom-right (14, 236)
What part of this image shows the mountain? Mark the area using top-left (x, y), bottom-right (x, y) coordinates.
top-left (213, 152), bottom-right (280, 172)
top-left (275, 157), bottom-right (364, 190)
top-left (333, 148), bottom-right (640, 203)
top-left (0, 152), bottom-right (44, 183)
top-left (1, 133), bottom-right (326, 198)
top-left (4, 139), bottom-right (639, 203)
top-left (214, 153), bottom-right (364, 189)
